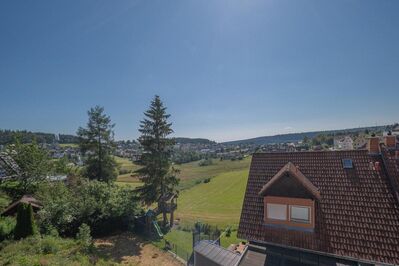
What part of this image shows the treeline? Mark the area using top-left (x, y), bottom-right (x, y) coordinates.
top-left (0, 130), bottom-right (79, 145)
top-left (172, 150), bottom-right (216, 164)
top-left (174, 137), bottom-right (216, 145)
top-left (223, 125), bottom-right (390, 146)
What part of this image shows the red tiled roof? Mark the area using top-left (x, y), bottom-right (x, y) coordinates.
top-left (238, 150), bottom-right (399, 265)
top-left (258, 162), bottom-right (321, 200)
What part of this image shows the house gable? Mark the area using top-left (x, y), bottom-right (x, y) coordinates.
top-left (259, 162), bottom-right (320, 200)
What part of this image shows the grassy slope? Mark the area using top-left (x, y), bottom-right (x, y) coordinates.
top-left (114, 156), bottom-right (142, 183)
top-left (116, 156), bottom-right (251, 252)
top-left (59, 143), bottom-right (79, 148)
top-left (116, 156), bottom-right (251, 190)
top-left (175, 169), bottom-right (249, 228)
top-left (177, 156), bottom-right (251, 181)
top-left (116, 156), bottom-right (251, 227)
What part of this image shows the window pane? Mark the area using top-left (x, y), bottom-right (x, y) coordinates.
top-left (290, 206), bottom-right (310, 223)
top-left (267, 203), bottom-right (287, 220)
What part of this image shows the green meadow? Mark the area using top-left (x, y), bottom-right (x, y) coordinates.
top-left (116, 156), bottom-right (252, 254)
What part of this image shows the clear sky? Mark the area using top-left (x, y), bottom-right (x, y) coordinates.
top-left (0, 0), bottom-right (398, 142)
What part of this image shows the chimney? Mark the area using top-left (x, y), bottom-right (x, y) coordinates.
top-left (384, 135), bottom-right (397, 149)
top-left (367, 136), bottom-right (380, 154)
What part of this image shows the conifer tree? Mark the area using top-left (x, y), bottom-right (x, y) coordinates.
top-left (137, 95), bottom-right (179, 227)
top-left (77, 106), bottom-right (117, 182)
top-left (14, 203), bottom-right (37, 239)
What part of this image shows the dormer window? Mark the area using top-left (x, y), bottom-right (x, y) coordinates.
top-left (264, 196), bottom-right (315, 229)
top-left (266, 203), bottom-right (287, 221)
top-left (290, 205), bottom-right (310, 223)
top-left (259, 162), bottom-right (320, 231)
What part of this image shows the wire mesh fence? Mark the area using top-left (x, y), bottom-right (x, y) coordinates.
top-left (157, 238), bottom-right (192, 263)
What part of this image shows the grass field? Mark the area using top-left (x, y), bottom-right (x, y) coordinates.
top-left (153, 228), bottom-right (243, 258)
top-left (177, 156), bottom-right (251, 181)
top-left (175, 169), bottom-right (249, 228)
top-left (59, 143), bottom-right (79, 148)
top-left (114, 156), bottom-right (142, 182)
top-left (115, 155), bottom-right (251, 253)
top-left (115, 156), bottom-right (251, 228)
top-left (115, 156), bottom-right (251, 191)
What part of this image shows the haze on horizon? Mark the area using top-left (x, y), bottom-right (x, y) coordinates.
top-left (0, 0), bottom-right (398, 142)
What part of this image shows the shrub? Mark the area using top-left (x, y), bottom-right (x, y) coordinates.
top-left (0, 216), bottom-right (16, 241)
top-left (198, 158), bottom-right (213, 167)
top-left (225, 227), bottom-right (231, 237)
top-left (76, 223), bottom-right (92, 251)
top-left (14, 203), bottom-right (38, 240)
top-left (118, 168), bottom-right (130, 175)
top-left (41, 236), bottom-right (60, 254)
top-left (203, 178), bottom-right (211, 183)
top-left (37, 180), bottom-right (141, 236)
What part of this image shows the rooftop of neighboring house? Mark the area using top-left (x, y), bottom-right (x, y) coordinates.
top-left (1, 195), bottom-right (42, 216)
top-left (237, 135), bottom-right (399, 265)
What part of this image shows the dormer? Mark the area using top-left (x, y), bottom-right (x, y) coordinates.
top-left (258, 162), bottom-right (320, 230)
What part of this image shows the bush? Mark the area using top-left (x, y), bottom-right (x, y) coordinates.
top-left (203, 178), bottom-right (211, 184)
top-left (0, 216), bottom-right (16, 241)
top-left (225, 227), bottom-right (231, 237)
top-left (14, 203), bottom-right (38, 240)
top-left (76, 223), bottom-right (92, 251)
top-left (198, 158), bottom-right (213, 167)
top-left (41, 236), bottom-right (60, 254)
top-left (37, 180), bottom-right (141, 236)
top-left (118, 168), bottom-right (130, 175)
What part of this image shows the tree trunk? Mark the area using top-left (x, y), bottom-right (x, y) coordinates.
top-left (170, 209), bottom-right (174, 228)
top-left (162, 207), bottom-right (168, 228)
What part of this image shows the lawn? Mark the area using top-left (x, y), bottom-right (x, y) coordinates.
top-left (153, 228), bottom-right (243, 260)
top-left (116, 156), bottom-right (251, 228)
top-left (115, 155), bottom-right (251, 255)
top-left (114, 156), bottom-right (142, 183)
top-left (59, 143), bottom-right (79, 148)
top-left (177, 156), bottom-right (251, 181)
top-left (116, 156), bottom-right (251, 191)
top-left (175, 169), bottom-right (249, 228)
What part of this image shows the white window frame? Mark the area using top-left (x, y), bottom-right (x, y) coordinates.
top-left (266, 203), bottom-right (287, 221)
top-left (289, 205), bottom-right (311, 224)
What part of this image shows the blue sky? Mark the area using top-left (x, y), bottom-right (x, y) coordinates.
top-left (0, 0), bottom-right (398, 142)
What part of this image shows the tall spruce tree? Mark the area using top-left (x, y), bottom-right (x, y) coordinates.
top-left (137, 95), bottom-right (179, 227)
top-left (77, 106), bottom-right (117, 182)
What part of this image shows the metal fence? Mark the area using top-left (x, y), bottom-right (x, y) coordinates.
top-left (158, 238), bottom-right (192, 263)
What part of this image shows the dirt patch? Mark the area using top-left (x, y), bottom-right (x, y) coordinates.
top-left (95, 232), bottom-right (184, 266)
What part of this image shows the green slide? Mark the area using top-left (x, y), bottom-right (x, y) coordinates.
top-left (152, 221), bottom-right (164, 238)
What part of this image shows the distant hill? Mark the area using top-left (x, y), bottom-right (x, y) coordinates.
top-left (174, 137), bottom-right (216, 145)
top-left (222, 125), bottom-right (390, 146)
top-left (0, 130), bottom-right (78, 145)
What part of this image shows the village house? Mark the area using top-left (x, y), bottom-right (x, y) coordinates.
top-left (193, 135), bottom-right (399, 266)
top-left (392, 124), bottom-right (399, 136)
top-left (333, 136), bottom-right (354, 150)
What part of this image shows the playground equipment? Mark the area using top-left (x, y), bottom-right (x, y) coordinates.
top-left (134, 193), bottom-right (178, 238)
top-left (152, 220), bottom-right (163, 238)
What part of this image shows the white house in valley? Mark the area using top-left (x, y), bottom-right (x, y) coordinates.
top-left (333, 136), bottom-right (354, 150)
